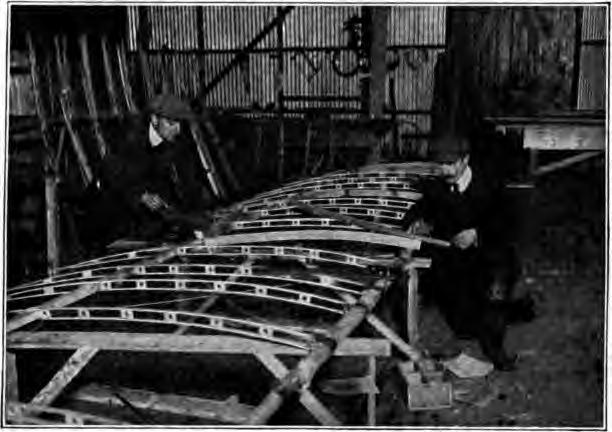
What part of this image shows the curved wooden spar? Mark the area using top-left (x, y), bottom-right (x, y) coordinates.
top-left (200, 230), bottom-right (421, 249)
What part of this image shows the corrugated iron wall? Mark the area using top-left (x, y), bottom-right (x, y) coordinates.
top-left (127, 5), bottom-right (446, 132)
top-left (577, 6), bottom-right (606, 110)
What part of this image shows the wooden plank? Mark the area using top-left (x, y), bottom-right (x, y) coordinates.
top-left (70, 384), bottom-right (253, 424)
top-left (31, 346), bottom-right (98, 406)
top-left (254, 352), bottom-right (341, 426)
top-left (6, 352), bottom-right (19, 402)
top-left (7, 402), bottom-right (125, 425)
top-left (524, 124), bottom-right (605, 150)
top-left (247, 277), bottom-right (390, 424)
top-left (8, 332), bottom-right (391, 357)
top-left (533, 151), bottom-right (602, 176)
top-left (203, 230), bottom-right (422, 250)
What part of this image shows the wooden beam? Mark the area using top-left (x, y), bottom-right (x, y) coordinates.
top-left (44, 173), bottom-right (60, 274)
top-left (246, 277), bottom-right (390, 424)
top-left (30, 347), bottom-right (98, 406)
top-left (533, 151), bottom-right (602, 176)
top-left (70, 383), bottom-right (253, 424)
top-left (407, 266), bottom-right (419, 344)
top-left (367, 356), bottom-right (376, 426)
top-left (7, 402), bottom-right (125, 425)
top-left (203, 230), bottom-right (422, 250)
top-left (254, 352), bottom-right (341, 426)
top-left (8, 332), bottom-right (390, 357)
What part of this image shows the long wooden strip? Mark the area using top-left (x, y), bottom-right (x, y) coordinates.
top-left (8, 332), bottom-right (391, 357)
top-left (202, 230), bottom-right (421, 249)
top-left (70, 384), bottom-right (253, 424)
top-left (78, 34), bottom-right (108, 158)
top-left (116, 43), bottom-right (137, 113)
top-left (246, 277), bottom-right (390, 424)
top-left (7, 402), bottom-right (125, 425)
top-left (100, 36), bottom-right (120, 117)
top-left (189, 120), bottom-right (225, 199)
top-left (30, 346), bottom-right (98, 406)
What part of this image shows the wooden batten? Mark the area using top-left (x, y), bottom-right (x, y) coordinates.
top-left (189, 120), bottom-right (226, 199)
top-left (116, 43), bottom-right (137, 113)
top-left (8, 332), bottom-right (391, 357)
top-left (30, 346), bottom-right (98, 406)
top-left (70, 384), bottom-right (253, 424)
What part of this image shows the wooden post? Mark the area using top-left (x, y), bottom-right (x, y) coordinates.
top-left (6, 352), bottom-right (19, 402)
top-left (367, 356), bottom-right (376, 426)
top-left (31, 347), bottom-right (98, 406)
top-left (101, 36), bottom-right (120, 117)
top-left (276, 6), bottom-right (285, 182)
top-left (44, 173), bottom-right (60, 274)
top-left (246, 277), bottom-right (390, 425)
top-left (27, 33), bottom-right (61, 274)
top-left (407, 263), bottom-right (419, 344)
top-left (79, 34), bottom-right (108, 158)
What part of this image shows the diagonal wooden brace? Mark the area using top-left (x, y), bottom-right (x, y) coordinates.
top-left (246, 277), bottom-right (390, 425)
top-left (31, 346), bottom-right (98, 406)
top-left (254, 352), bottom-right (341, 426)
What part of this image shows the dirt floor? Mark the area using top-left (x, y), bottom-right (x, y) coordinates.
top-left (381, 158), bottom-right (607, 427)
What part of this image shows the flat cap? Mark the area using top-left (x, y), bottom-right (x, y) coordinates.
top-left (148, 93), bottom-right (193, 120)
top-left (429, 133), bottom-right (471, 163)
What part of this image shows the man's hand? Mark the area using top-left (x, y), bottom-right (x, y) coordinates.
top-left (141, 192), bottom-right (168, 211)
top-left (452, 228), bottom-right (478, 249)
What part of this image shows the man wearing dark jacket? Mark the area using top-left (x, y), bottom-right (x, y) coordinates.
top-left (402, 134), bottom-right (533, 370)
top-left (80, 94), bottom-right (212, 252)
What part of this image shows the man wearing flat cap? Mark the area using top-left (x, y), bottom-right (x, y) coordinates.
top-left (79, 93), bottom-right (211, 252)
top-left (401, 133), bottom-right (534, 370)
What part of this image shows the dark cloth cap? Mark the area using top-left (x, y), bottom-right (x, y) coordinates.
top-left (148, 93), bottom-right (193, 120)
top-left (429, 133), bottom-right (471, 163)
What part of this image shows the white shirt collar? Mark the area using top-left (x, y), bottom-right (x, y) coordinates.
top-left (149, 123), bottom-right (164, 147)
top-left (454, 165), bottom-right (472, 193)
